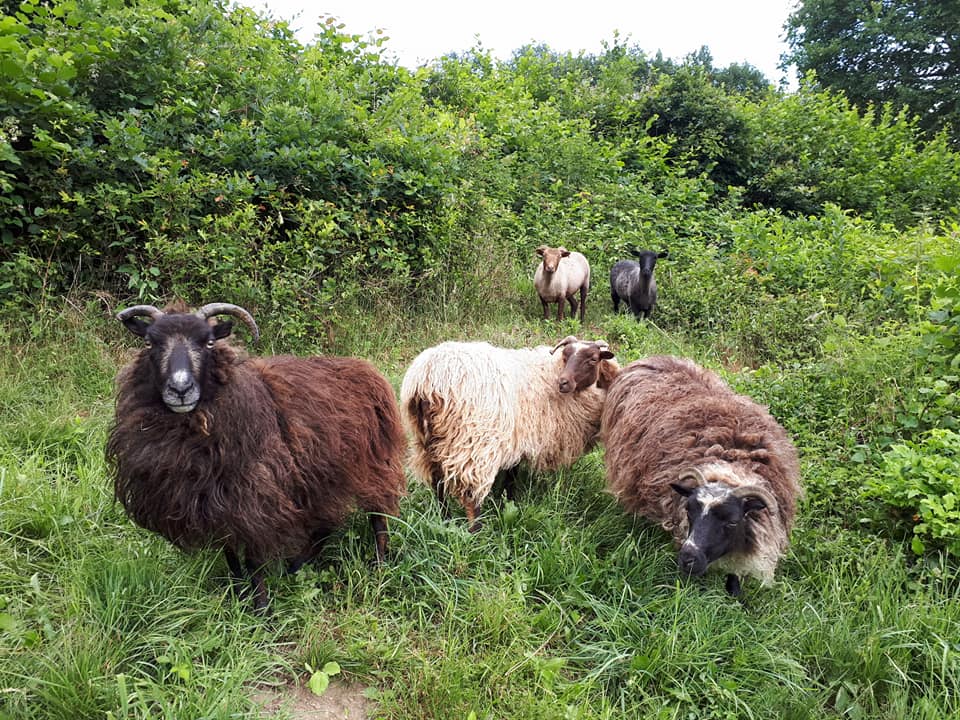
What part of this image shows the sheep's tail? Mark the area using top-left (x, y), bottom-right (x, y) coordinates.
top-left (404, 393), bottom-right (443, 487)
top-left (408, 396), bottom-right (434, 444)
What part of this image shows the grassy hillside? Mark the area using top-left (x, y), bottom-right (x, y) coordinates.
top-left (1, 287), bottom-right (958, 720)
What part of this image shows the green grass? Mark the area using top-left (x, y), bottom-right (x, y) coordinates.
top-left (1, 299), bottom-right (958, 720)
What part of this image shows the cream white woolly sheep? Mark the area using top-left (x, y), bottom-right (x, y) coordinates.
top-left (400, 336), bottom-right (619, 531)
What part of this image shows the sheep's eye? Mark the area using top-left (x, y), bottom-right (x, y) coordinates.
top-left (206, 339), bottom-right (215, 349)
top-left (144, 339), bottom-right (152, 349)
top-left (725, 521), bottom-right (739, 529)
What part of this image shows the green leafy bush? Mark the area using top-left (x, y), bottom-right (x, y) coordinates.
top-left (899, 248), bottom-right (960, 433)
top-left (870, 428), bottom-right (960, 557)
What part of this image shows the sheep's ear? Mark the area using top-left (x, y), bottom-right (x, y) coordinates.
top-left (121, 317), bottom-right (150, 338)
top-left (596, 356), bottom-right (619, 389)
top-left (212, 320), bottom-right (234, 340)
top-left (670, 482), bottom-right (695, 497)
top-left (658, 250), bottom-right (669, 259)
top-left (536, 245), bottom-right (547, 256)
top-left (559, 248), bottom-right (571, 257)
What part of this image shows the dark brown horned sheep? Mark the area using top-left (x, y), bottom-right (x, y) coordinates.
top-left (105, 301), bottom-right (406, 610)
top-left (601, 355), bottom-right (801, 596)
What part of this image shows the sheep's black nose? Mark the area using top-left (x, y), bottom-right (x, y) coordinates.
top-left (558, 378), bottom-right (573, 393)
top-left (678, 548), bottom-right (707, 577)
top-left (169, 382), bottom-right (195, 399)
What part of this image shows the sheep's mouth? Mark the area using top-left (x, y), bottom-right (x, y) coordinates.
top-left (162, 387), bottom-right (200, 413)
top-left (165, 401), bottom-right (197, 413)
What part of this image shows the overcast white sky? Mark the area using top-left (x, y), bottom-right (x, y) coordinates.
top-left (246, 1), bottom-right (800, 86)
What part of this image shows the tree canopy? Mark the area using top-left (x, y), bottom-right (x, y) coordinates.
top-left (783, 0), bottom-right (960, 143)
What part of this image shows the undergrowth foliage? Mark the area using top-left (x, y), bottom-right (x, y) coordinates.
top-left (2, 0), bottom-right (960, 718)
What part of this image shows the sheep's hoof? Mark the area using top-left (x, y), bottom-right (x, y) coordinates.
top-left (725, 573), bottom-right (742, 597)
top-left (468, 519), bottom-right (483, 534)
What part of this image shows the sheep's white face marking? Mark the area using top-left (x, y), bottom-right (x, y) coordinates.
top-left (681, 538), bottom-right (699, 552)
top-left (158, 333), bottom-right (203, 413)
top-left (555, 340), bottom-right (614, 395)
top-left (696, 485), bottom-right (731, 517)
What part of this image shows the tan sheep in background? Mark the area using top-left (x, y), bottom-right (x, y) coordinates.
top-left (534, 245), bottom-right (591, 322)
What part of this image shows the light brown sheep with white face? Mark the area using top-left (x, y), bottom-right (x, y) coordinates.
top-left (601, 355), bottom-right (801, 597)
top-left (534, 245), bottom-right (591, 322)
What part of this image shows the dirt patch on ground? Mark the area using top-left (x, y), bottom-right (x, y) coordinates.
top-left (254, 680), bottom-right (374, 719)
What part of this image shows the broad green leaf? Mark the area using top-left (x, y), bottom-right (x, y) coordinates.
top-left (308, 671), bottom-right (330, 696)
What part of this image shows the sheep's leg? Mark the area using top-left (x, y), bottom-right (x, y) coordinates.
top-left (567, 293), bottom-right (578, 322)
top-left (465, 502), bottom-right (483, 534)
top-left (556, 300), bottom-right (564, 322)
top-left (224, 547), bottom-right (245, 587)
top-left (286, 530), bottom-right (330, 575)
top-left (501, 466), bottom-right (518, 501)
top-left (611, 291), bottom-right (620, 313)
top-left (578, 285), bottom-right (587, 322)
top-left (244, 555), bottom-right (270, 612)
top-left (725, 573), bottom-right (742, 597)
top-left (431, 466), bottom-right (451, 520)
top-left (540, 297), bottom-right (550, 321)
top-left (370, 514), bottom-right (390, 564)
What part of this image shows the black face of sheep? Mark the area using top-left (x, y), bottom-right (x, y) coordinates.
top-left (118, 303), bottom-right (259, 413)
top-left (670, 474), bottom-right (770, 587)
top-left (610, 249), bottom-right (668, 319)
top-left (632, 249), bottom-right (666, 277)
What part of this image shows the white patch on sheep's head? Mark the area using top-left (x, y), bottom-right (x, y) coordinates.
top-left (670, 468), bottom-right (771, 578)
top-left (157, 333), bottom-right (204, 412)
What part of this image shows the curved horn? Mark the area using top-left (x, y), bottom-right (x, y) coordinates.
top-left (116, 305), bottom-right (164, 322)
top-left (550, 335), bottom-right (579, 354)
top-left (731, 484), bottom-right (779, 515)
top-left (676, 467), bottom-right (706, 488)
top-left (195, 303), bottom-right (260, 342)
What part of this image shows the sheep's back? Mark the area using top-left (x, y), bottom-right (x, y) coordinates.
top-left (253, 355), bottom-right (406, 521)
top-left (400, 343), bottom-right (539, 483)
top-left (602, 356), bottom-right (799, 533)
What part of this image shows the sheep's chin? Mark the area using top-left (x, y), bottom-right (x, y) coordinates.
top-left (166, 402), bottom-right (197, 414)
